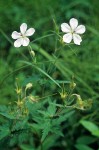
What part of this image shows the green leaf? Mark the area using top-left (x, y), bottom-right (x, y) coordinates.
top-left (80, 120), bottom-right (99, 137)
top-left (12, 118), bottom-right (28, 131)
top-left (92, 130), bottom-right (99, 137)
top-left (42, 134), bottom-right (58, 150)
top-left (20, 144), bottom-right (35, 150)
top-left (50, 127), bottom-right (64, 137)
top-left (0, 126), bottom-right (10, 140)
top-left (54, 110), bottom-right (75, 125)
top-left (47, 102), bottom-right (56, 116)
top-left (76, 136), bottom-right (96, 145)
top-left (75, 144), bottom-right (94, 150)
top-left (41, 121), bottom-right (51, 142)
top-left (0, 112), bottom-right (15, 119)
top-left (0, 105), bottom-right (16, 119)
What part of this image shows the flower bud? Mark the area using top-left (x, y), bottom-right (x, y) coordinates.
top-left (26, 83), bottom-right (33, 90)
top-left (60, 92), bottom-right (67, 100)
top-left (70, 82), bottom-right (76, 89)
top-left (76, 94), bottom-right (84, 110)
top-left (30, 50), bottom-right (35, 57)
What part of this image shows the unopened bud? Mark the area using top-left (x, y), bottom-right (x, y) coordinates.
top-left (26, 83), bottom-right (33, 90)
top-left (76, 94), bottom-right (84, 110)
top-left (70, 82), bottom-right (76, 89)
top-left (30, 50), bottom-right (35, 57)
top-left (60, 92), bottom-right (67, 100)
top-left (78, 100), bottom-right (84, 110)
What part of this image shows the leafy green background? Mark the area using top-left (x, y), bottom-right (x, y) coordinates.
top-left (0, 0), bottom-right (99, 150)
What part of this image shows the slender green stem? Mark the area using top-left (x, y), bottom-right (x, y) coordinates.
top-left (31, 33), bottom-right (55, 43)
top-left (0, 28), bottom-right (13, 45)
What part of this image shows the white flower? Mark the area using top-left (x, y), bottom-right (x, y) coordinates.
top-left (61, 18), bottom-right (86, 45)
top-left (11, 23), bottom-right (35, 47)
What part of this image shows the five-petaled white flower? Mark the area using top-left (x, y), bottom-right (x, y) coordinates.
top-left (11, 23), bottom-right (35, 47)
top-left (61, 18), bottom-right (86, 45)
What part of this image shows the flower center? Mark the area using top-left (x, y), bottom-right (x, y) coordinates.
top-left (70, 28), bottom-right (75, 34)
top-left (21, 33), bottom-right (26, 38)
top-left (22, 35), bottom-right (26, 38)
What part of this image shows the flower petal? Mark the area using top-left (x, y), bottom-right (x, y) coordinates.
top-left (61, 23), bottom-right (71, 33)
top-left (73, 33), bottom-right (82, 45)
top-left (63, 33), bottom-right (72, 43)
top-left (11, 31), bottom-right (21, 39)
top-left (22, 37), bottom-right (30, 46)
top-left (20, 23), bottom-right (27, 34)
top-left (14, 38), bottom-right (23, 47)
top-left (25, 28), bottom-right (35, 36)
top-left (70, 18), bottom-right (78, 30)
top-left (75, 25), bottom-right (86, 34)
